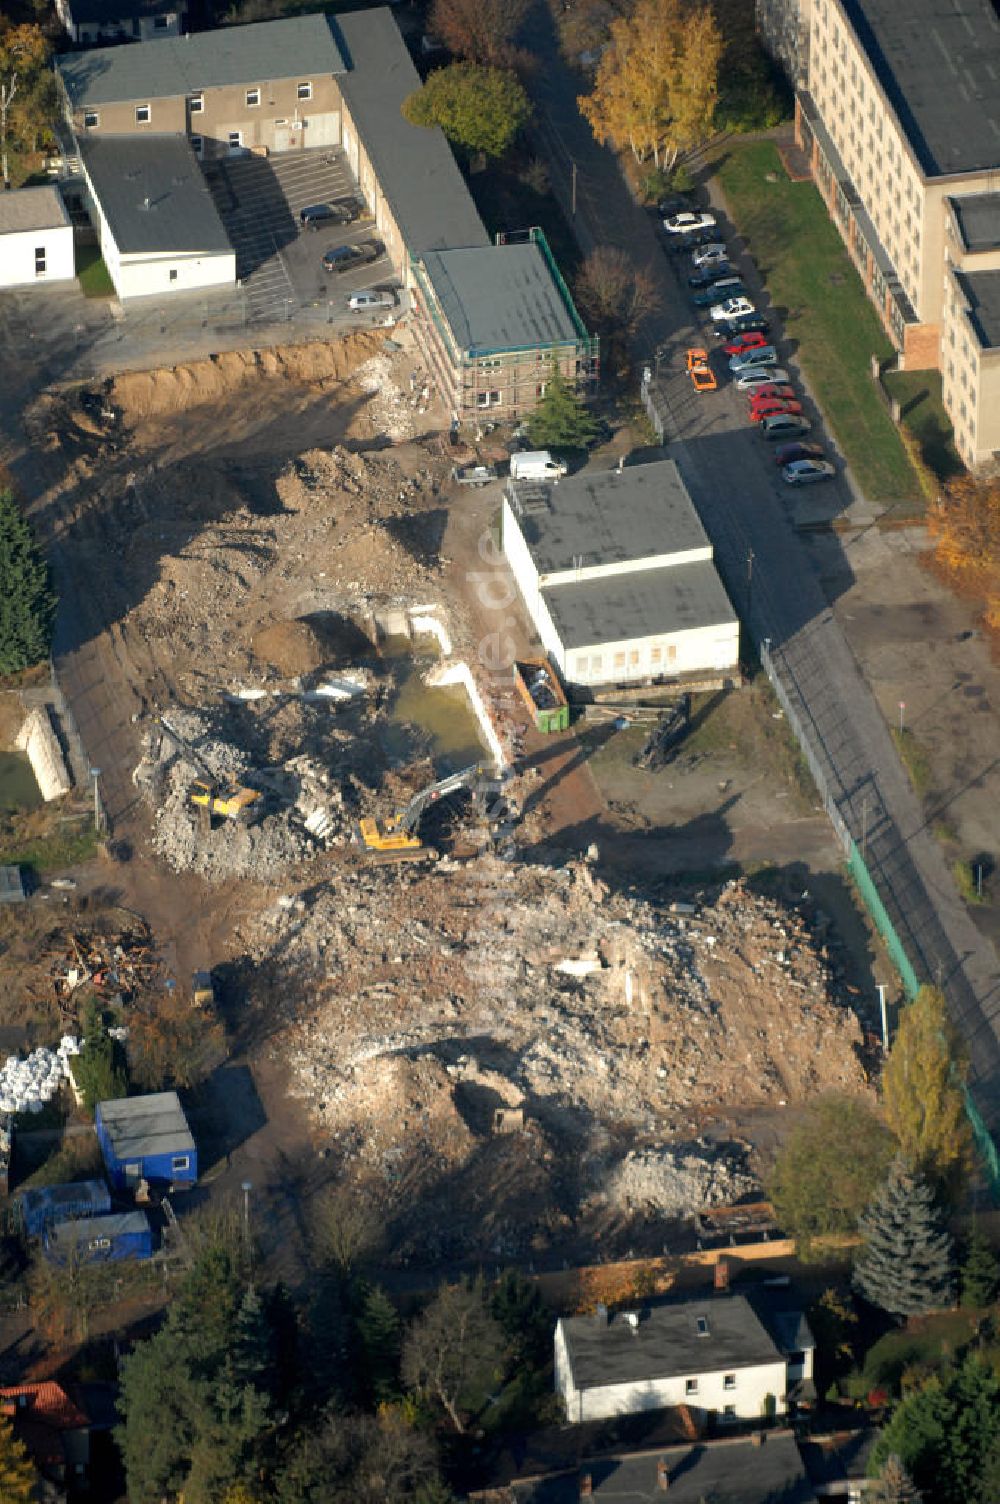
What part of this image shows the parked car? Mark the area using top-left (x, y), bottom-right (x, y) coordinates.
top-left (722, 331), bottom-right (769, 356)
top-left (451, 463), bottom-right (498, 487)
top-left (693, 279), bottom-right (744, 307)
top-left (781, 458), bottom-right (835, 485)
top-left (774, 441), bottom-right (826, 465)
top-left (300, 202), bottom-right (354, 230)
top-left (715, 313), bottom-right (770, 338)
top-left (760, 413), bottom-right (811, 440)
top-left (690, 243), bottom-right (728, 268)
top-left (711, 296), bottom-right (755, 323)
top-left (348, 289), bottom-right (396, 311)
top-left (663, 210), bottom-right (716, 234)
top-left (744, 382), bottom-right (796, 403)
top-left (729, 344), bottom-right (777, 372)
top-left (686, 348), bottom-right (716, 392)
top-left (688, 263), bottom-right (734, 289)
top-left (322, 240), bottom-right (384, 273)
top-left (735, 367), bottom-right (790, 390)
top-left (749, 397), bottom-right (804, 422)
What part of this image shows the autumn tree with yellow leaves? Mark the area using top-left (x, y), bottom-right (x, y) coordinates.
top-left (0, 1411), bottom-right (38, 1504)
top-left (881, 985), bottom-right (972, 1199)
top-left (928, 474), bottom-right (1000, 631)
top-left (578, 0), bottom-right (722, 171)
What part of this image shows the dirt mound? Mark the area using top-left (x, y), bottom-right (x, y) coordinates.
top-left (109, 334), bottom-right (383, 424)
top-left (252, 619), bottom-right (328, 677)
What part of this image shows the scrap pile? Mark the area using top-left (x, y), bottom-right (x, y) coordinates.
top-left (45, 920), bottom-right (159, 1008)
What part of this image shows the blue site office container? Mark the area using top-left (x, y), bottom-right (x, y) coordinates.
top-left (45, 1209), bottom-right (154, 1265)
top-left (95, 1092), bottom-right (197, 1192)
top-left (18, 1180), bottom-right (112, 1240)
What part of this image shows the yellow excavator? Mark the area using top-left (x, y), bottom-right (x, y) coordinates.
top-left (358, 763), bottom-right (497, 862)
top-left (158, 717), bottom-right (263, 826)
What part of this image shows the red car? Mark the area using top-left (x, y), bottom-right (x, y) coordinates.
top-left (722, 331), bottom-right (769, 356)
top-left (745, 382), bottom-right (796, 404)
top-left (748, 397), bottom-right (804, 422)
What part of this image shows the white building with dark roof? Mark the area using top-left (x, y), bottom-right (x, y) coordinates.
top-left (502, 459), bottom-right (739, 694)
top-left (55, 0), bottom-right (187, 46)
top-left (0, 186), bottom-right (75, 290)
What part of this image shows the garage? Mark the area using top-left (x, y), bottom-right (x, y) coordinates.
top-left (303, 112), bottom-right (340, 147)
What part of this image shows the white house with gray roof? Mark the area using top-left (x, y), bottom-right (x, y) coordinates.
top-left (555, 1296), bottom-right (812, 1426)
top-left (503, 459), bottom-right (738, 695)
top-left (0, 186), bottom-right (75, 290)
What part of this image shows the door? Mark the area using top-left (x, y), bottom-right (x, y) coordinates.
top-left (304, 113), bottom-right (340, 147)
top-left (273, 123), bottom-right (294, 153)
top-left (124, 1162), bottom-right (141, 1186)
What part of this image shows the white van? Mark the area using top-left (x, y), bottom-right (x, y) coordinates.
top-left (509, 450), bottom-right (568, 482)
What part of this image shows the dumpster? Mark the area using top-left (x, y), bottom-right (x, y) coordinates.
top-left (514, 660), bottom-right (570, 734)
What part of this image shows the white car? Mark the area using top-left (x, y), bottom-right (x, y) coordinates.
top-left (782, 458), bottom-right (835, 485)
top-left (691, 243), bottom-right (728, 267)
top-left (348, 289), bottom-right (395, 311)
top-left (734, 367), bottom-right (790, 390)
top-left (710, 296), bottom-right (755, 323)
top-left (663, 210), bottom-right (716, 234)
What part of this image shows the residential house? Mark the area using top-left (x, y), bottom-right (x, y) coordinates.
top-left (0, 187), bottom-right (75, 290)
top-left (0, 1382), bottom-right (92, 1492)
top-left (55, 0), bottom-right (187, 46)
top-left (756, 0), bottom-right (1000, 471)
top-left (554, 1295), bottom-right (813, 1426)
top-left (95, 1090), bottom-right (197, 1191)
top-left (502, 458), bottom-right (739, 696)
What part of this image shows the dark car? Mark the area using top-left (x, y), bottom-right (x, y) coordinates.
top-left (693, 279), bottom-right (745, 308)
top-left (773, 441), bottom-right (825, 466)
top-left (715, 312), bottom-right (769, 338)
top-left (665, 226), bottom-right (718, 254)
top-left (322, 239), bottom-right (385, 273)
top-left (688, 263), bottom-right (734, 289)
top-left (301, 202), bottom-right (351, 230)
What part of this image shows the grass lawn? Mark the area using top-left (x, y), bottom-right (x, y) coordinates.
top-left (714, 142), bottom-right (922, 510)
top-left (882, 368), bottom-right (964, 485)
top-left (76, 244), bottom-right (115, 298)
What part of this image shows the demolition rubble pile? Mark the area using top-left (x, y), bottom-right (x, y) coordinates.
top-left (256, 862), bottom-right (869, 1209)
top-left (603, 1141), bottom-right (758, 1217)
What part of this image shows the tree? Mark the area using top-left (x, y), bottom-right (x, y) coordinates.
top-left (526, 366), bottom-right (600, 450)
top-left (870, 1355), bottom-right (1000, 1504)
top-left (0, 487), bottom-right (55, 675)
top-left (574, 247), bottom-right (660, 377)
top-left (871, 1453), bottom-right (922, 1504)
top-left (578, 0), bottom-right (722, 170)
top-left (128, 989), bottom-right (225, 1091)
top-left (807, 1285), bottom-right (858, 1390)
top-left (0, 1411), bottom-right (38, 1503)
top-left (928, 475), bottom-right (1000, 631)
top-left (402, 63), bottom-right (531, 160)
top-left (401, 1277), bottom-right (506, 1433)
top-left (356, 1284), bottom-right (402, 1403)
top-left (275, 1407), bottom-right (445, 1504)
top-left (310, 1184), bottom-right (382, 1278)
top-left (72, 996), bottom-right (128, 1113)
top-left (881, 986), bottom-right (971, 1196)
top-left (0, 23), bottom-right (52, 189)
top-left (853, 1159), bottom-right (956, 1318)
top-left (429, 0), bottom-right (528, 67)
top-left (768, 1094), bottom-right (896, 1258)
top-left (960, 1224), bottom-right (1000, 1308)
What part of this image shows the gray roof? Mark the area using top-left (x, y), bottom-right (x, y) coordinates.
top-left (335, 8), bottom-right (489, 257)
top-left (950, 192), bottom-right (1000, 252)
top-left (841, 0), bottom-right (1000, 177)
top-left (19, 1180), bottom-right (110, 1217)
top-left (57, 13), bottom-right (345, 106)
top-left (955, 268), bottom-right (1000, 349)
top-left (510, 1433), bottom-right (816, 1504)
top-left (421, 245), bottom-right (581, 354)
top-left (559, 1296), bottom-right (783, 1392)
top-left (508, 460), bottom-right (711, 578)
top-left (0, 185), bottom-right (70, 235)
top-left (79, 134), bottom-right (231, 255)
top-left (543, 561), bottom-right (737, 651)
top-left (97, 1091), bottom-right (195, 1159)
top-left (47, 1210), bottom-right (151, 1246)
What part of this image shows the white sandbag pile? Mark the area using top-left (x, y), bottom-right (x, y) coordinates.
top-left (0, 1037), bottom-right (80, 1115)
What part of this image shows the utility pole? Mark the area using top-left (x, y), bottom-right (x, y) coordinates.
top-left (746, 546), bottom-right (755, 625)
top-left (89, 767), bottom-right (101, 832)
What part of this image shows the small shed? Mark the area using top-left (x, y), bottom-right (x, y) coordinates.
top-left (0, 186), bottom-right (75, 290)
top-left (18, 1180), bottom-right (112, 1241)
top-left (95, 1091), bottom-right (196, 1191)
top-left (0, 868), bottom-right (25, 905)
top-left (45, 1209), bottom-right (154, 1265)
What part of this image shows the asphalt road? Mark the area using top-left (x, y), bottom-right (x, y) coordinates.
top-left (522, 1), bottom-right (1000, 1137)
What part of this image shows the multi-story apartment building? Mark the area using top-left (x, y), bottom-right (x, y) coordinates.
top-left (757, 0), bottom-right (1000, 472)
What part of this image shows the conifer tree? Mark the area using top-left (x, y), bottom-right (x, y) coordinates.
top-left (872, 1453), bottom-right (922, 1504)
top-left (356, 1284), bottom-right (402, 1404)
top-left (526, 367), bottom-right (600, 451)
top-left (853, 1159), bottom-right (956, 1317)
top-left (960, 1224), bottom-right (1000, 1308)
top-left (0, 487), bottom-right (55, 674)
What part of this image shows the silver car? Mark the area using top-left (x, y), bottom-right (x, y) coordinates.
top-left (781, 458), bottom-right (835, 485)
top-left (734, 367), bottom-right (790, 390)
top-left (729, 345), bottom-right (778, 372)
top-left (760, 413), bottom-right (811, 440)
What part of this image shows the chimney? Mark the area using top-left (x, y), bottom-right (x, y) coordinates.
top-left (657, 1458), bottom-right (669, 1492)
top-left (579, 1473), bottom-right (593, 1499)
top-left (714, 1258), bottom-right (731, 1291)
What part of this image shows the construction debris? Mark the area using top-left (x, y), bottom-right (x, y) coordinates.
top-left (603, 1141), bottom-right (757, 1217)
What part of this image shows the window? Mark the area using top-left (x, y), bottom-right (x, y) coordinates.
top-left (190, 93), bottom-right (203, 113)
top-left (154, 13), bottom-right (168, 27)
top-left (590, 655), bottom-right (602, 674)
top-left (83, 110), bottom-right (99, 128)
top-left (650, 646), bottom-right (662, 666)
top-left (724, 1374), bottom-right (737, 1390)
top-left (696, 1316), bottom-right (710, 1336)
top-left (34, 247), bottom-right (46, 277)
top-left (136, 104), bottom-right (151, 123)
top-left (535, 382), bottom-right (547, 398)
top-left (475, 390), bottom-right (501, 407)
top-left (685, 1379), bottom-right (699, 1396)
top-left (297, 81), bottom-right (312, 100)
top-left (246, 87), bottom-right (261, 107)
top-left (169, 269), bottom-right (178, 282)
top-left (190, 134), bottom-right (203, 156)
top-left (628, 649), bottom-right (639, 668)
top-left (613, 652), bottom-right (626, 671)
top-left (723, 1405), bottom-right (737, 1419)
top-left (228, 131), bottom-right (243, 151)
top-left (171, 1154), bottom-right (191, 1173)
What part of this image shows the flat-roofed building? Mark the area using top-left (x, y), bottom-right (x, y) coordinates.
top-left (0, 186), bottom-right (75, 290)
top-left (55, 0), bottom-right (187, 47)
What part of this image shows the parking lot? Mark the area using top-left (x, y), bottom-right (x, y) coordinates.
top-left (204, 147), bottom-right (396, 323)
